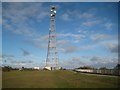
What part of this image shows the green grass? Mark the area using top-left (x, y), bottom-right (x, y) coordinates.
top-left (2, 70), bottom-right (119, 88)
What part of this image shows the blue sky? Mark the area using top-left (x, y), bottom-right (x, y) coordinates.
top-left (1, 2), bottom-right (118, 69)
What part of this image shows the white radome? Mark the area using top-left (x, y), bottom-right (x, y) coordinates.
top-left (54, 11), bottom-right (56, 13)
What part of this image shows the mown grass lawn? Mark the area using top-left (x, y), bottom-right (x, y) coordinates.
top-left (2, 70), bottom-right (119, 88)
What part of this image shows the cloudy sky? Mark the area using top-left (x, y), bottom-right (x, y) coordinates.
top-left (2, 2), bottom-right (118, 69)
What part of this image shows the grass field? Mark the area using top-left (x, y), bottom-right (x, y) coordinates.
top-left (2, 70), bottom-right (119, 88)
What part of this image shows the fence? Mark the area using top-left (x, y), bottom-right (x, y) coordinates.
top-left (75, 69), bottom-right (120, 76)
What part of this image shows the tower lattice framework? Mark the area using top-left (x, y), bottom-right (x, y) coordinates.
top-left (46, 6), bottom-right (58, 70)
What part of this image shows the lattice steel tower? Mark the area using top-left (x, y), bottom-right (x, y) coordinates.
top-left (45, 6), bottom-right (59, 70)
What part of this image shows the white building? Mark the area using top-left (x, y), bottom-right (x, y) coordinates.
top-left (44, 66), bottom-right (51, 70)
top-left (44, 66), bottom-right (62, 70)
top-left (33, 67), bottom-right (40, 70)
top-left (76, 69), bottom-right (93, 73)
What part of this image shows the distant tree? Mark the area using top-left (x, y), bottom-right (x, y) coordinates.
top-left (99, 67), bottom-right (108, 70)
top-left (22, 67), bottom-right (24, 70)
top-left (113, 64), bottom-right (120, 75)
top-left (114, 64), bottom-right (120, 70)
top-left (77, 66), bottom-right (93, 69)
top-left (2, 66), bottom-right (13, 72)
top-left (59, 67), bottom-right (66, 70)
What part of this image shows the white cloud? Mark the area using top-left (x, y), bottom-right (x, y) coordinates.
top-left (25, 33), bottom-right (80, 53)
top-left (2, 54), bottom-right (14, 58)
top-left (78, 29), bottom-right (88, 34)
top-left (61, 10), bottom-right (77, 21)
top-left (91, 56), bottom-right (113, 64)
top-left (25, 32), bottom-right (86, 53)
top-left (21, 48), bottom-right (30, 56)
top-left (79, 44), bottom-right (97, 51)
top-left (105, 42), bottom-right (118, 53)
top-left (56, 33), bottom-right (87, 53)
top-left (60, 55), bottom-right (118, 69)
top-left (90, 56), bottom-right (118, 68)
top-left (0, 55), bottom-right (2, 66)
top-left (90, 33), bottom-right (118, 53)
top-left (61, 13), bottom-right (71, 21)
top-left (90, 33), bottom-right (110, 42)
top-left (57, 39), bottom-right (74, 52)
top-left (25, 34), bottom-right (48, 49)
top-left (57, 39), bottom-right (79, 53)
top-left (2, 53), bottom-right (43, 68)
top-left (82, 20), bottom-right (101, 27)
top-left (61, 8), bottom-right (95, 21)
top-left (58, 33), bottom-right (86, 42)
top-left (62, 45), bottom-right (79, 53)
top-left (3, 21), bottom-right (38, 37)
top-left (104, 22), bottom-right (113, 30)
top-left (0, 18), bottom-right (1, 25)
top-left (3, 2), bottom-right (48, 38)
top-left (78, 12), bottom-right (94, 19)
top-left (60, 57), bottom-right (86, 69)
top-left (9, 60), bottom-right (34, 68)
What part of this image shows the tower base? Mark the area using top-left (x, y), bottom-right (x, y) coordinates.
top-left (44, 66), bottom-right (62, 70)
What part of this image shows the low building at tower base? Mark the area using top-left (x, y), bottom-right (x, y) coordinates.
top-left (44, 66), bottom-right (62, 70)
